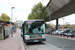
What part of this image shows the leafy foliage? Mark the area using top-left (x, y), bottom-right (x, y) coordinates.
top-left (28, 2), bottom-right (49, 22)
top-left (0, 13), bottom-right (10, 22)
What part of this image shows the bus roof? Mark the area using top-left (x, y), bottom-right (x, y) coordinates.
top-left (22, 19), bottom-right (45, 26)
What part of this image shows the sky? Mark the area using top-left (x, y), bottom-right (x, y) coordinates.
top-left (0, 0), bottom-right (75, 25)
top-left (0, 0), bottom-right (49, 22)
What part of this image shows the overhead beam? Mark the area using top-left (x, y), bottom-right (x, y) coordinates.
top-left (45, 0), bottom-right (75, 20)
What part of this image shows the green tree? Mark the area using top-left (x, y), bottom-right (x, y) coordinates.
top-left (28, 2), bottom-right (49, 22)
top-left (0, 13), bottom-right (10, 22)
top-left (0, 16), bottom-right (2, 21)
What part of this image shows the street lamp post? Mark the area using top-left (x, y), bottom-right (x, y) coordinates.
top-left (11, 7), bottom-right (15, 37)
top-left (11, 7), bottom-right (15, 22)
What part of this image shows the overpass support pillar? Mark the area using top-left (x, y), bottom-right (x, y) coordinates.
top-left (56, 18), bottom-right (59, 30)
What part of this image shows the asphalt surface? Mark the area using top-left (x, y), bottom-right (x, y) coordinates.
top-left (23, 35), bottom-right (75, 50)
top-left (46, 35), bottom-right (75, 50)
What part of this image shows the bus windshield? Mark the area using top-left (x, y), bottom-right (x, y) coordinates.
top-left (25, 21), bottom-right (45, 35)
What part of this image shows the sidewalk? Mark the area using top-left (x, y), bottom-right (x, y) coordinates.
top-left (0, 28), bottom-right (25, 50)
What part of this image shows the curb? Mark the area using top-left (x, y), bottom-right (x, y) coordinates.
top-left (22, 43), bottom-right (25, 50)
top-left (47, 34), bottom-right (75, 41)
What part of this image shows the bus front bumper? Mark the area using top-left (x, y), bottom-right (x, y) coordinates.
top-left (25, 38), bottom-right (46, 42)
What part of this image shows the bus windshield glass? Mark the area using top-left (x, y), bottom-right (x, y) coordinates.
top-left (25, 21), bottom-right (45, 35)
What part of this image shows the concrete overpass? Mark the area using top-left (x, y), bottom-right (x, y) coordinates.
top-left (45, 0), bottom-right (75, 29)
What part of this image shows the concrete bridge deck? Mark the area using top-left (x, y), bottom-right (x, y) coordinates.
top-left (45, 0), bottom-right (75, 20)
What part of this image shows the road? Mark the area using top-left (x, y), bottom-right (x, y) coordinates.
top-left (46, 35), bottom-right (75, 50)
top-left (23, 35), bottom-right (75, 50)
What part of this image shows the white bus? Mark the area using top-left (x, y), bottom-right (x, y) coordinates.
top-left (21, 20), bottom-right (46, 43)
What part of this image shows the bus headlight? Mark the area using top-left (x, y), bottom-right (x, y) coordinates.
top-left (25, 35), bottom-right (30, 40)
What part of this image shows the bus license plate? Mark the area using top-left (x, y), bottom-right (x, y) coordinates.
top-left (34, 40), bottom-right (39, 42)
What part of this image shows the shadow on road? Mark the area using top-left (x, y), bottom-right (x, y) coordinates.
top-left (26, 42), bottom-right (45, 46)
